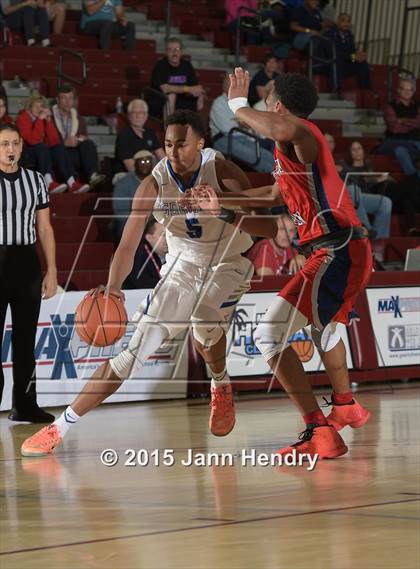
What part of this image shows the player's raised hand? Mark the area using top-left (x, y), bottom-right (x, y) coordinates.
top-left (191, 184), bottom-right (221, 215)
top-left (228, 67), bottom-right (250, 100)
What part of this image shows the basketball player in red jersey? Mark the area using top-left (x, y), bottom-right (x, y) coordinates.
top-left (194, 70), bottom-right (373, 459)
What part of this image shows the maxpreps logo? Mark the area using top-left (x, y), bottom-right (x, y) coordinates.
top-left (377, 296), bottom-right (402, 318)
top-left (377, 296), bottom-right (420, 319)
top-left (1, 313), bottom-right (172, 379)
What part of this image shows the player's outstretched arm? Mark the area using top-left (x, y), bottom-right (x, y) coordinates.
top-left (229, 68), bottom-right (318, 164)
top-left (106, 175), bottom-right (158, 292)
top-left (215, 158), bottom-right (283, 208)
top-left (192, 184), bottom-right (277, 239)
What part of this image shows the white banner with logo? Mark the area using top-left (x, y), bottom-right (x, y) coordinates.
top-left (220, 292), bottom-right (353, 379)
top-left (366, 286), bottom-right (420, 367)
top-left (1, 290), bottom-right (189, 411)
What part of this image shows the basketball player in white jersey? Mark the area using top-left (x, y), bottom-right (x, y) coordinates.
top-left (21, 110), bottom-right (280, 456)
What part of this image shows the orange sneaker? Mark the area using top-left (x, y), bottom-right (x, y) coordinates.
top-left (276, 424), bottom-right (348, 460)
top-left (21, 424), bottom-right (62, 457)
top-left (209, 384), bottom-right (235, 436)
top-left (324, 397), bottom-right (371, 431)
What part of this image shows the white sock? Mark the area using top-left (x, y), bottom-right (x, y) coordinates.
top-left (27, 38), bottom-right (35, 46)
top-left (41, 38), bottom-right (50, 47)
top-left (211, 367), bottom-right (230, 389)
top-left (67, 176), bottom-right (75, 187)
top-left (53, 406), bottom-right (81, 438)
top-left (44, 173), bottom-right (53, 186)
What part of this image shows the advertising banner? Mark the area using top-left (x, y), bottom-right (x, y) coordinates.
top-left (366, 287), bottom-right (420, 367)
top-left (1, 290), bottom-right (188, 411)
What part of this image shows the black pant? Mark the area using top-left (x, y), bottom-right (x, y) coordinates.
top-left (336, 59), bottom-right (371, 89)
top-left (5, 6), bottom-right (49, 41)
top-left (22, 143), bottom-right (75, 181)
top-left (0, 245), bottom-right (42, 414)
top-left (66, 139), bottom-right (99, 181)
top-left (83, 20), bottom-right (136, 50)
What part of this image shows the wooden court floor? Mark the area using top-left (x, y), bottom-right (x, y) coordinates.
top-left (1, 383), bottom-right (419, 569)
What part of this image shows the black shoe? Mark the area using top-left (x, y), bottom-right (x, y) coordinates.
top-left (8, 408), bottom-right (55, 423)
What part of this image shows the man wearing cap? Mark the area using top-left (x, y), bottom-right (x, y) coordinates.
top-left (115, 99), bottom-right (164, 175)
top-left (112, 150), bottom-right (155, 243)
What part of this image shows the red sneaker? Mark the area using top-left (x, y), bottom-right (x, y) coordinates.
top-left (68, 181), bottom-right (90, 193)
top-left (325, 397), bottom-right (371, 431)
top-left (276, 424), bottom-right (348, 460)
top-left (209, 384), bottom-right (235, 436)
top-left (21, 424), bottom-right (62, 456)
top-left (48, 180), bottom-right (67, 194)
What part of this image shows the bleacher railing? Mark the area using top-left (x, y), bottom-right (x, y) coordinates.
top-left (308, 35), bottom-right (338, 93)
top-left (235, 6), bottom-right (262, 67)
top-left (57, 49), bottom-right (87, 90)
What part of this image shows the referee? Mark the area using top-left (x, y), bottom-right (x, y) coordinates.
top-left (0, 123), bottom-right (57, 423)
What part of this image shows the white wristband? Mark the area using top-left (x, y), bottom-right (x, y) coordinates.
top-left (228, 97), bottom-right (249, 115)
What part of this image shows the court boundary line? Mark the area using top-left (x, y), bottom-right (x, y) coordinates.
top-left (1, 497), bottom-right (418, 557)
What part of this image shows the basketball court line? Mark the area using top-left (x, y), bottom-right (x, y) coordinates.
top-left (1, 497), bottom-right (418, 557)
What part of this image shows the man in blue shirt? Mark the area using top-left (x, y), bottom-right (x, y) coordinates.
top-left (289, 0), bottom-right (323, 51)
top-left (81, 0), bottom-right (135, 50)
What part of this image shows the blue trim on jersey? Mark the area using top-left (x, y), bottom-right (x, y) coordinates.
top-left (167, 155), bottom-right (202, 193)
top-left (311, 162), bottom-right (341, 233)
top-left (220, 299), bottom-right (239, 309)
top-left (144, 293), bottom-right (151, 315)
top-left (317, 244), bottom-right (351, 327)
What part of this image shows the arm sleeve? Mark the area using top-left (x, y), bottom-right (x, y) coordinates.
top-left (186, 61), bottom-right (198, 86)
top-left (151, 61), bottom-right (165, 90)
top-left (45, 119), bottom-right (61, 146)
top-left (36, 173), bottom-right (50, 210)
top-left (115, 131), bottom-right (132, 161)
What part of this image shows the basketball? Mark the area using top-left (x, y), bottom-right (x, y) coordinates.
top-left (75, 290), bottom-right (128, 347)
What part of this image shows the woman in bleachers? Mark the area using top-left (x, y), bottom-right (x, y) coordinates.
top-left (324, 134), bottom-right (392, 239)
top-left (0, 95), bottom-right (14, 125)
top-left (16, 94), bottom-right (89, 194)
top-left (343, 140), bottom-right (419, 235)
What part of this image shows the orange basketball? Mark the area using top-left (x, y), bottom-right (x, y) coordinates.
top-left (75, 290), bottom-right (128, 347)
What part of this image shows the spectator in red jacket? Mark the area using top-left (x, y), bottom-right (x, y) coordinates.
top-left (0, 95), bottom-right (14, 125)
top-left (16, 94), bottom-right (89, 193)
top-left (247, 214), bottom-right (306, 277)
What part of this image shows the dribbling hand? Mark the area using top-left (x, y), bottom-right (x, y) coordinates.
top-left (93, 285), bottom-right (125, 302)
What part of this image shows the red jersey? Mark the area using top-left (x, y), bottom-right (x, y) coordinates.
top-left (273, 119), bottom-right (361, 245)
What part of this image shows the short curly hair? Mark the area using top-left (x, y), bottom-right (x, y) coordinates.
top-left (273, 73), bottom-right (319, 117)
top-left (165, 110), bottom-right (206, 139)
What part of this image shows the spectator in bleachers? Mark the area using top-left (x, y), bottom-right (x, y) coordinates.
top-left (325, 134), bottom-right (392, 238)
top-left (248, 54), bottom-right (279, 106)
top-left (124, 218), bottom-right (167, 289)
top-left (376, 77), bottom-right (420, 179)
top-left (115, 98), bottom-right (164, 175)
top-left (210, 74), bottom-right (274, 173)
top-left (45, 0), bottom-right (66, 35)
top-left (16, 94), bottom-right (89, 193)
top-left (225, 0), bottom-right (257, 33)
top-left (1, 0), bottom-right (51, 46)
top-left (289, 0), bottom-right (323, 52)
top-left (81, 0), bottom-right (135, 51)
top-left (247, 214), bottom-right (305, 276)
top-left (0, 95), bottom-right (13, 124)
top-left (325, 13), bottom-right (371, 91)
top-left (52, 85), bottom-right (105, 189)
top-left (113, 149), bottom-right (155, 242)
top-left (343, 139), bottom-right (420, 236)
top-left (150, 38), bottom-right (205, 117)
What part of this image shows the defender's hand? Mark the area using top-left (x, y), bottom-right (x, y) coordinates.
top-left (191, 184), bottom-right (221, 216)
top-left (228, 67), bottom-right (250, 100)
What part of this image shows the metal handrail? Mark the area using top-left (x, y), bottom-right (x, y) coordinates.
top-left (235, 6), bottom-right (262, 67)
top-left (57, 48), bottom-right (87, 90)
top-left (308, 34), bottom-right (338, 93)
top-left (227, 127), bottom-right (261, 167)
top-left (165, 0), bottom-right (172, 43)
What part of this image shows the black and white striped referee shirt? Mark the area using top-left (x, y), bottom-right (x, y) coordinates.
top-left (0, 167), bottom-right (49, 245)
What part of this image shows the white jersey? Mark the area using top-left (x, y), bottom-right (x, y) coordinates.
top-left (151, 148), bottom-right (253, 266)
